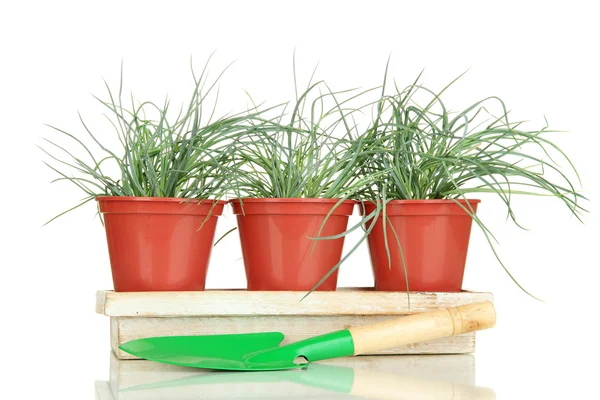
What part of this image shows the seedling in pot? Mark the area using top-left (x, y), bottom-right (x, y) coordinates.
top-left (40, 56), bottom-right (265, 291)
top-left (347, 67), bottom-right (586, 298)
top-left (228, 55), bottom-right (381, 291)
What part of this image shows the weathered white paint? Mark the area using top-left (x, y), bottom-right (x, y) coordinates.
top-left (111, 315), bottom-right (478, 359)
top-left (97, 289), bottom-right (492, 359)
top-left (96, 289), bottom-right (493, 317)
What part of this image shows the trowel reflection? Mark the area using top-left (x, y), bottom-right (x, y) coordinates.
top-left (95, 352), bottom-right (495, 399)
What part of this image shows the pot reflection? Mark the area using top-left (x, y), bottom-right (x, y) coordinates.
top-left (95, 352), bottom-right (495, 400)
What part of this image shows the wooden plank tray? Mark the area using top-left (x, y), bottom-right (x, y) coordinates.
top-left (96, 289), bottom-right (493, 360)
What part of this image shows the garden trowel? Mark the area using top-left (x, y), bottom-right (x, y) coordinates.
top-left (120, 301), bottom-right (495, 371)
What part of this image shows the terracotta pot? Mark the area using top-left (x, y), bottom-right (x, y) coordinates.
top-left (97, 197), bottom-right (226, 292)
top-left (361, 199), bottom-right (480, 292)
top-left (230, 198), bottom-right (356, 291)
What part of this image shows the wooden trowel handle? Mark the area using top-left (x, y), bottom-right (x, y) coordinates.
top-left (348, 301), bottom-right (496, 355)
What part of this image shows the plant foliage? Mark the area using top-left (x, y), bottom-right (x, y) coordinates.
top-left (349, 69), bottom-right (587, 299)
top-left (41, 58), bottom-right (257, 224)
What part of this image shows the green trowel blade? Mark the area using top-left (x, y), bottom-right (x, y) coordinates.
top-left (119, 332), bottom-right (289, 371)
top-left (119, 330), bottom-right (355, 371)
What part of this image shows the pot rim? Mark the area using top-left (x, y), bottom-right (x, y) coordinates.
top-left (230, 197), bottom-right (358, 204)
top-left (361, 199), bottom-right (481, 205)
top-left (96, 196), bottom-right (227, 205)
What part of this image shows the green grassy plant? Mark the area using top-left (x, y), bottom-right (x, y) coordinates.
top-left (229, 60), bottom-right (385, 297)
top-left (41, 58), bottom-right (259, 224)
top-left (350, 69), bottom-right (587, 299)
top-left (229, 62), bottom-right (376, 201)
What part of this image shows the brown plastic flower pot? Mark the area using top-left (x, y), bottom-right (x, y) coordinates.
top-left (97, 197), bottom-right (226, 292)
top-left (361, 199), bottom-right (480, 292)
top-left (230, 198), bottom-right (356, 291)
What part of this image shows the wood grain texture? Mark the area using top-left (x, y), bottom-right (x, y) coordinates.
top-left (111, 315), bottom-right (476, 360)
top-left (96, 289), bottom-right (493, 317)
top-left (349, 301), bottom-right (495, 355)
top-left (99, 289), bottom-right (492, 359)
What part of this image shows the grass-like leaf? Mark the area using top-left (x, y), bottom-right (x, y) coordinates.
top-left (41, 58), bottom-right (262, 223)
top-left (350, 69), bottom-right (587, 299)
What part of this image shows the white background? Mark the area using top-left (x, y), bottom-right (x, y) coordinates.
top-left (1, 0), bottom-right (598, 398)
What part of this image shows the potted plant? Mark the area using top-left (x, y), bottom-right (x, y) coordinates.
top-left (354, 72), bottom-right (585, 294)
top-left (41, 61), bottom-right (249, 292)
top-left (229, 69), bottom-right (374, 291)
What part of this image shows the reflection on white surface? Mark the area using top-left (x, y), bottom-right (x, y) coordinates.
top-left (95, 352), bottom-right (495, 399)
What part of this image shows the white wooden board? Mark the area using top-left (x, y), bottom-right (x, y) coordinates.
top-left (96, 289), bottom-right (492, 359)
top-left (97, 289), bottom-right (493, 317)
